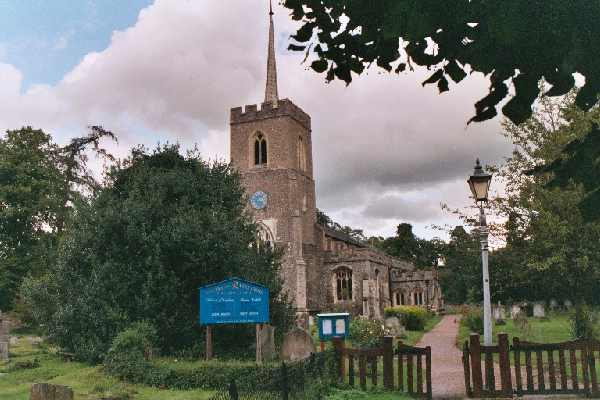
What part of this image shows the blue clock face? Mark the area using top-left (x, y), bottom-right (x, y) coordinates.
top-left (250, 191), bottom-right (268, 209)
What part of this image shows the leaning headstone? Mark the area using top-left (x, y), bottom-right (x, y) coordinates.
top-left (549, 299), bottom-right (558, 310)
top-left (258, 325), bottom-right (276, 362)
top-left (510, 304), bottom-right (522, 319)
top-left (384, 316), bottom-right (405, 337)
top-left (0, 313), bottom-right (9, 362)
top-left (30, 383), bottom-right (74, 400)
top-left (281, 328), bottom-right (315, 362)
top-left (533, 302), bottom-right (546, 318)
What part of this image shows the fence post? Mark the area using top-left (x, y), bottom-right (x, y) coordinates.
top-left (332, 337), bottom-right (345, 381)
top-left (469, 334), bottom-right (483, 397)
top-left (498, 333), bottom-right (513, 396)
top-left (228, 379), bottom-right (239, 400)
top-left (281, 362), bottom-right (289, 400)
top-left (382, 336), bottom-right (394, 389)
top-left (426, 346), bottom-right (433, 400)
top-left (463, 341), bottom-right (472, 397)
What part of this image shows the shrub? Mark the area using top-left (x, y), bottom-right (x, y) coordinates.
top-left (104, 321), bottom-right (158, 380)
top-left (462, 307), bottom-right (484, 334)
top-left (349, 318), bottom-right (389, 348)
top-left (570, 304), bottom-right (598, 340)
top-left (384, 306), bottom-right (431, 330)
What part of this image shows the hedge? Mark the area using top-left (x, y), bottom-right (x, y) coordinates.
top-left (104, 323), bottom-right (335, 391)
top-left (384, 305), bottom-right (432, 330)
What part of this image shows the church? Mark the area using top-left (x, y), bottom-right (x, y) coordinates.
top-left (229, 5), bottom-right (443, 326)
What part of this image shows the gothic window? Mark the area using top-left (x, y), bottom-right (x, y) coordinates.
top-left (254, 133), bottom-right (267, 165)
top-left (254, 223), bottom-right (275, 252)
top-left (401, 293), bottom-right (405, 305)
top-left (334, 267), bottom-right (353, 301)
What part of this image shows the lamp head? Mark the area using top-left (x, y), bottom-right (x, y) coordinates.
top-left (467, 158), bottom-right (492, 203)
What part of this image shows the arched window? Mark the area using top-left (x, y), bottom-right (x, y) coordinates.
top-left (254, 223), bottom-right (275, 252)
top-left (297, 136), bottom-right (306, 171)
top-left (254, 133), bottom-right (267, 165)
top-left (334, 267), bottom-right (353, 301)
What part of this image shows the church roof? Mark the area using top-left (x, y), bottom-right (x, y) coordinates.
top-left (321, 225), bottom-right (366, 247)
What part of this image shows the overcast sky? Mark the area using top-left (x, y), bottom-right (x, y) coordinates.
top-left (0, 0), bottom-right (513, 240)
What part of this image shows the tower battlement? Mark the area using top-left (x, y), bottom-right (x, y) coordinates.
top-left (230, 99), bottom-right (311, 130)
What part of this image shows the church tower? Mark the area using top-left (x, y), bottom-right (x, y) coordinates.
top-left (229, 1), bottom-right (316, 320)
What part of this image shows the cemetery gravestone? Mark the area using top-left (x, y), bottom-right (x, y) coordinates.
top-left (533, 302), bottom-right (546, 318)
top-left (510, 304), bottom-right (522, 319)
top-left (281, 328), bottom-right (315, 362)
top-left (258, 324), bottom-right (276, 362)
top-left (0, 312), bottom-right (9, 362)
top-left (30, 383), bottom-right (74, 400)
top-left (493, 305), bottom-right (501, 321)
top-left (384, 316), bottom-right (405, 337)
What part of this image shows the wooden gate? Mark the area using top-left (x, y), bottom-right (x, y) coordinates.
top-left (333, 337), bottom-right (432, 399)
top-left (463, 333), bottom-right (600, 398)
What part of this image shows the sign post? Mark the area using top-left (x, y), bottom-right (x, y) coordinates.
top-left (206, 325), bottom-right (213, 361)
top-left (199, 278), bottom-right (270, 363)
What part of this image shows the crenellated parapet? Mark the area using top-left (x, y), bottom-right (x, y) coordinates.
top-left (230, 99), bottom-right (311, 130)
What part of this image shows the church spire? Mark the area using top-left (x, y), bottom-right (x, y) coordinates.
top-left (264, 0), bottom-right (279, 105)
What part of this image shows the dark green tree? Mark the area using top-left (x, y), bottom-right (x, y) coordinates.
top-left (376, 223), bottom-right (440, 268)
top-left (23, 145), bottom-right (293, 362)
top-left (283, 0), bottom-right (600, 124)
top-left (438, 226), bottom-right (481, 304)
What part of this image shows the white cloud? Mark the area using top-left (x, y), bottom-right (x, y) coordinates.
top-left (0, 0), bottom-right (513, 239)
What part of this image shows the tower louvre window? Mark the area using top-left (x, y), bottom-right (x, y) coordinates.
top-left (254, 133), bottom-right (267, 165)
top-left (298, 136), bottom-right (306, 171)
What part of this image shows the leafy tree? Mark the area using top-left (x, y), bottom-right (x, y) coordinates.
top-left (23, 145), bottom-right (294, 362)
top-left (443, 92), bottom-right (600, 306)
top-left (438, 226), bottom-right (481, 304)
top-left (283, 0), bottom-right (600, 124)
top-left (0, 128), bottom-right (62, 309)
top-left (0, 126), bottom-right (115, 311)
top-left (376, 223), bottom-right (441, 268)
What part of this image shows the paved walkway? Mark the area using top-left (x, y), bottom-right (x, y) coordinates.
top-left (416, 315), bottom-right (465, 399)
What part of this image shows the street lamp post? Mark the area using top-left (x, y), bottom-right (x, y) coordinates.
top-left (467, 159), bottom-right (493, 346)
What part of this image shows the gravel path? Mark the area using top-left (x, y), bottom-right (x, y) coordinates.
top-left (416, 315), bottom-right (465, 399)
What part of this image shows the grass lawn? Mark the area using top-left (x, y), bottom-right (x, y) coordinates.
top-left (457, 313), bottom-right (572, 347)
top-left (0, 334), bottom-right (216, 400)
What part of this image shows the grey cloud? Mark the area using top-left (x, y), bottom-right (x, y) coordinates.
top-left (0, 0), bottom-right (512, 238)
top-left (362, 193), bottom-right (440, 222)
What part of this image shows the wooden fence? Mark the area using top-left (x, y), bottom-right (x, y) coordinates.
top-left (463, 333), bottom-right (600, 398)
top-left (333, 337), bottom-right (432, 399)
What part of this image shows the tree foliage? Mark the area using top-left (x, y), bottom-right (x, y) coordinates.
top-left (0, 126), bottom-right (115, 310)
top-left (441, 92), bottom-right (600, 305)
top-left (22, 145), bottom-right (294, 362)
top-left (374, 223), bottom-right (442, 268)
top-left (283, 0), bottom-right (600, 124)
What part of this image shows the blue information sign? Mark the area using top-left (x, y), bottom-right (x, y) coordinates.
top-left (199, 278), bottom-right (269, 325)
